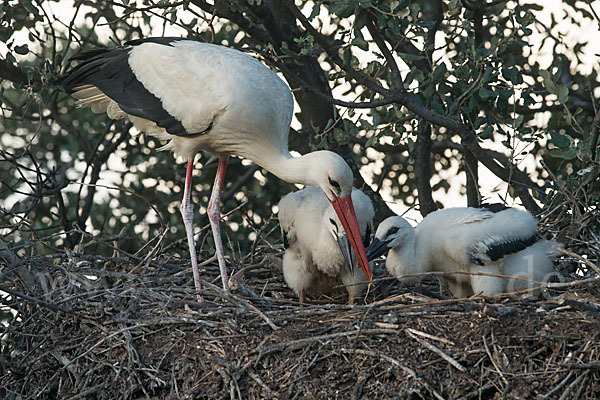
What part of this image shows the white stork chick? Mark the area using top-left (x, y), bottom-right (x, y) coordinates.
top-left (278, 187), bottom-right (374, 304)
top-left (59, 38), bottom-right (373, 300)
top-left (366, 204), bottom-right (559, 297)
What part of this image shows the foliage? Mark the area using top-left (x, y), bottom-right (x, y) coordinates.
top-left (0, 0), bottom-right (598, 261)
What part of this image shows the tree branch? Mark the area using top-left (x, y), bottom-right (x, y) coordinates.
top-left (350, 136), bottom-right (464, 155)
top-left (464, 149), bottom-right (480, 206)
top-left (366, 16), bottom-right (403, 90)
top-left (415, 121), bottom-right (437, 216)
top-left (396, 92), bottom-right (543, 214)
top-left (190, 0), bottom-right (270, 44)
top-left (222, 164), bottom-right (260, 202)
top-left (0, 59), bottom-right (30, 84)
top-left (590, 99), bottom-right (600, 161)
top-left (71, 125), bottom-right (130, 246)
top-left (285, 0), bottom-right (389, 96)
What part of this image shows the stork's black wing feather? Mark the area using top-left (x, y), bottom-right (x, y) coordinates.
top-left (486, 234), bottom-right (540, 262)
top-left (468, 233), bottom-right (541, 265)
top-left (124, 37), bottom-right (198, 47)
top-left (58, 39), bottom-right (189, 136)
top-left (478, 203), bottom-right (510, 213)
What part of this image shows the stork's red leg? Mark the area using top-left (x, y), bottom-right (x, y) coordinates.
top-left (207, 155), bottom-right (230, 290)
top-left (181, 160), bottom-right (203, 302)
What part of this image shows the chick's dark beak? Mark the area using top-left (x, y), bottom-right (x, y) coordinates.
top-left (329, 193), bottom-right (372, 280)
top-left (334, 232), bottom-right (356, 274)
top-left (366, 237), bottom-right (391, 260)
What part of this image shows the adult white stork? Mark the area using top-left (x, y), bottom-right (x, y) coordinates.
top-left (366, 204), bottom-right (559, 297)
top-left (278, 187), bottom-right (374, 304)
top-left (59, 37), bottom-right (372, 300)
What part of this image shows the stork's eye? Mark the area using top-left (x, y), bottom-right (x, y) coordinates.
top-left (328, 177), bottom-right (341, 192)
top-left (387, 227), bottom-right (400, 236)
top-left (329, 218), bottom-right (337, 227)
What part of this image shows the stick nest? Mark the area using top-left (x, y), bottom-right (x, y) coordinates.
top-left (1, 208), bottom-right (599, 399)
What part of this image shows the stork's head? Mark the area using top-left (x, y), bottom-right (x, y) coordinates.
top-left (307, 151), bottom-right (372, 281)
top-left (366, 216), bottom-right (414, 260)
top-left (306, 151), bottom-right (354, 200)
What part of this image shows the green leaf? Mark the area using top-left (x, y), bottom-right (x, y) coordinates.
top-left (354, 10), bottom-right (368, 30)
top-left (342, 47), bottom-right (352, 67)
top-left (557, 85), bottom-right (569, 104)
top-left (502, 67), bottom-right (522, 85)
top-left (309, 2), bottom-right (320, 19)
top-left (548, 147), bottom-right (577, 160)
top-left (14, 44), bottom-right (28, 55)
top-left (482, 66), bottom-right (494, 84)
top-left (396, 6), bottom-right (410, 18)
top-left (480, 126), bottom-right (493, 140)
top-left (21, 0), bottom-right (40, 15)
top-left (397, 52), bottom-right (426, 62)
top-left (539, 70), bottom-right (556, 94)
top-left (576, 141), bottom-right (592, 162)
top-left (352, 37), bottom-right (369, 51)
top-left (513, 114), bottom-right (524, 128)
top-left (358, 0), bottom-right (372, 9)
top-left (333, 128), bottom-right (348, 144)
top-left (478, 87), bottom-right (496, 99)
top-left (549, 130), bottom-right (572, 148)
top-left (372, 110), bottom-right (381, 127)
top-left (365, 135), bottom-right (377, 148)
top-left (520, 27), bottom-right (532, 35)
top-left (432, 62), bottom-right (448, 81)
top-left (317, 136), bottom-right (329, 149)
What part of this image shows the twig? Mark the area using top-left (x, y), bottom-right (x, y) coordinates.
top-left (558, 370), bottom-right (588, 400)
top-left (569, 362), bottom-right (600, 370)
top-left (285, 0), bottom-right (388, 97)
top-left (248, 371), bottom-right (275, 398)
top-left (405, 327), bottom-right (455, 346)
top-left (554, 246), bottom-right (600, 276)
top-left (228, 278), bottom-right (261, 299)
top-left (161, 201), bottom-right (249, 252)
top-left (406, 329), bottom-right (466, 372)
top-left (541, 371), bottom-right (574, 400)
top-left (365, 17), bottom-right (403, 90)
top-left (203, 280), bottom-right (279, 330)
top-left (456, 382), bottom-right (497, 400)
top-left (0, 285), bottom-right (70, 313)
top-left (483, 335), bottom-right (508, 384)
top-left (69, 384), bottom-right (108, 400)
top-left (256, 329), bottom-right (397, 357)
top-left (340, 348), bottom-right (446, 400)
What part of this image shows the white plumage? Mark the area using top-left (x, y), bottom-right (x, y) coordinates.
top-left (278, 187), bottom-right (374, 304)
top-left (61, 38), bottom-right (372, 301)
top-left (367, 205), bottom-right (559, 297)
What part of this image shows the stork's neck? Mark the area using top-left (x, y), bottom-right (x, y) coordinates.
top-left (254, 151), bottom-right (322, 187)
top-left (388, 234), bottom-right (418, 276)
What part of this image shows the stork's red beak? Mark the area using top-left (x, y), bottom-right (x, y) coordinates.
top-left (330, 193), bottom-right (373, 281)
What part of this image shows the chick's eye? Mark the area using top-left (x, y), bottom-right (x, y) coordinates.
top-left (387, 227), bottom-right (400, 236)
top-left (328, 177), bottom-right (341, 193)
